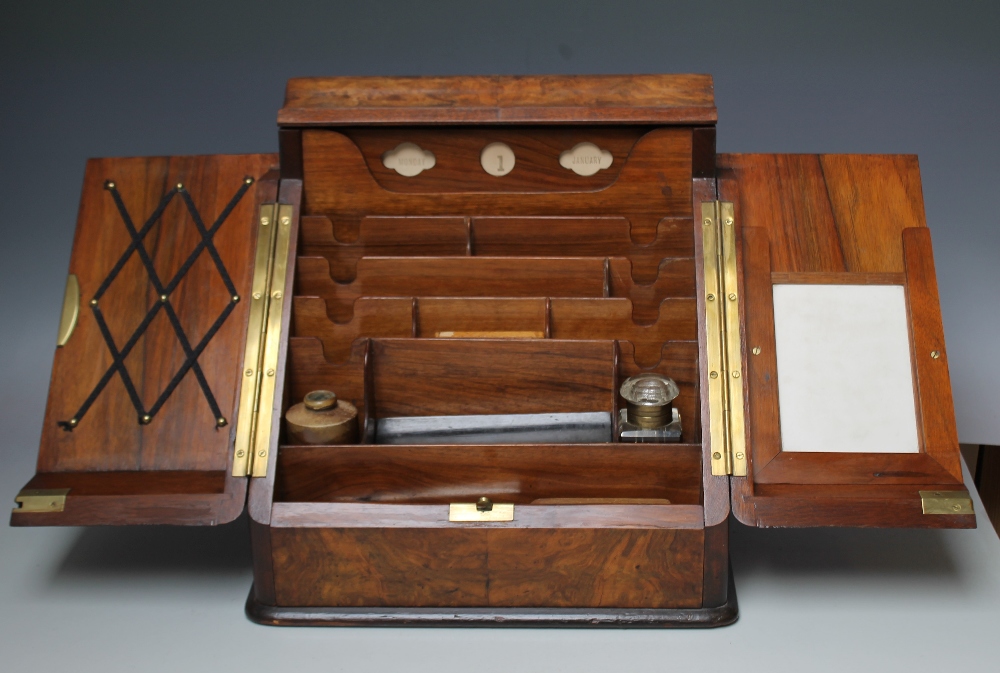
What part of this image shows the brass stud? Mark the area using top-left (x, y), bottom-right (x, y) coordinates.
top-left (707, 293), bottom-right (715, 301)
top-left (140, 414), bottom-right (152, 425)
top-left (232, 295), bottom-right (240, 303)
top-left (710, 371), bottom-right (719, 379)
top-left (90, 299), bottom-right (98, 307)
top-left (176, 183), bottom-right (184, 191)
top-left (244, 177), bottom-right (254, 184)
top-left (106, 181), bottom-right (116, 190)
top-left (752, 347), bottom-right (761, 355)
top-left (931, 350), bottom-right (941, 359)
top-left (476, 496), bottom-right (494, 512)
top-left (216, 417), bottom-right (227, 427)
top-left (713, 451), bottom-right (722, 460)
top-left (160, 294), bottom-right (168, 303)
top-left (68, 418), bottom-right (78, 427)
top-left (732, 371), bottom-right (741, 378)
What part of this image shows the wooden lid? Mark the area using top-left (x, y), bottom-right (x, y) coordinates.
top-left (279, 74), bottom-right (716, 126)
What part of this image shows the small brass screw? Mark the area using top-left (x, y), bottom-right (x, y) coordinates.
top-left (713, 452), bottom-right (722, 460)
top-left (253, 292), bottom-right (262, 300)
top-left (703, 218), bottom-right (712, 226)
top-left (931, 350), bottom-right (941, 359)
top-left (272, 291), bottom-right (283, 300)
top-left (952, 504), bottom-right (962, 512)
top-left (236, 449), bottom-right (245, 458)
top-left (707, 293), bottom-right (716, 301)
top-left (728, 293), bottom-right (737, 301)
top-left (258, 450), bottom-right (266, 458)
top-left (261, 217), bottom-right (270, 226)
top-left (245, 369), bottom-right (253, 376)
top-left (752, 347), bottom-right (761, 355)
top-left (725, 218), bottom-right (734, 226)
top-left (266, 369), bottom-right (275, 377)
top-left (736, 452), bottom-right (744, 460)
top-left (733, 371), bottom-right (741, 378)
top-left (280, 216), bottom-right (291, 226)
top-left (710, 371), bottom-right (719, 379)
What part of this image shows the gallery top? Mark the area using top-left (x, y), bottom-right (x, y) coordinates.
top-left (278, 74), bottom-right (717, 126)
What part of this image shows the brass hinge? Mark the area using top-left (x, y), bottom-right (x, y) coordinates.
top-left (13, 488), bottom-right (70, 513)
top-left (702, 202), bottom-right (747, 477)
top-left (919, 490), bottom-right (974, 515)
top-left (232, 203), bottom-right (294, 478)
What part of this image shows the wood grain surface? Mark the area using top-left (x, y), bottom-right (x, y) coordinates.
top-left (280, 74), bottom-right (716, 125)
top-left (723, 155), bottom-right (970, 528)
top-left (17, 154), bottom-right (277, 526)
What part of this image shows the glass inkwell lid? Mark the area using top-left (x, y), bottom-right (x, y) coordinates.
top-left (619, 373), bottom-right (679, 429)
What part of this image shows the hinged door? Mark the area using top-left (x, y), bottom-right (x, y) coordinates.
top-left (11, 153), bottom-right (279, 526)
top-left (714, 153), bottom-right (975, 528)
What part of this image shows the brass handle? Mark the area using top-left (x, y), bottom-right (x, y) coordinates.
top-left (56, 274), bottom-right (80, 347)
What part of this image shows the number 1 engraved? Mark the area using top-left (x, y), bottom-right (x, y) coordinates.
top-left (497, 155), bottom-right (504, 173)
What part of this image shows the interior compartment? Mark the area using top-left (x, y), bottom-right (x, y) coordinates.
top-left (275, 443), bottom-right (702, 505)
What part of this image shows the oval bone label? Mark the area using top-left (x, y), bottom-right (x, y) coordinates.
top-left (382, 142), bottom-right (436, 177)
top-left (559, 142), bottom-right (613, 176)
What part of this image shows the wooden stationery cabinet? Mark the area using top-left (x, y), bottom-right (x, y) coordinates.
top-left (11, 75), bottom-right (975, 627)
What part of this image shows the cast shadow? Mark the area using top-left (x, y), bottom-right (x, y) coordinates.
top-left (50, 512), bottom-right (252, 582)
top-left (730, 517), bottom-right (959, 578)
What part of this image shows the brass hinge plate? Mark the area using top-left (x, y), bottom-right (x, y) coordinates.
top-left (14, 488), bottom-right (70, 513)
top-left (232, 202), bottom-right (294, 478)
top-left (919, 490), bottom-right (974, 515)
top-left (449, 503), bottom-right (515, 522)
top-left (702, 201), bottom-right (747, 477)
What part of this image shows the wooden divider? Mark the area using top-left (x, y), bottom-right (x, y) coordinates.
top-left (293, 295), bottom-right (696, 367)
top-left (296, 255), bottom-right (695, 324)
top-left (300, 215), bottom-right (694, 284)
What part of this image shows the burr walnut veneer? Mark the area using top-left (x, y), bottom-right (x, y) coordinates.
top-left (11, 75), bottom-right (974, 627)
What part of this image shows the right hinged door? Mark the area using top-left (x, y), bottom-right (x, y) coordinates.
top-left (719, 153), bottom-right (975, 528)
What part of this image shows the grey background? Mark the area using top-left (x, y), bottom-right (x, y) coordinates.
top-left (1, 2), bottom-right (999, 671)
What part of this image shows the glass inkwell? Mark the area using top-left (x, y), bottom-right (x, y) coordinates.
top-left (618, 373), bottom-right (682, 442)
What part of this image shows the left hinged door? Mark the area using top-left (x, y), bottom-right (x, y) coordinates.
top-left (11, 153), bottom-right (278, 526)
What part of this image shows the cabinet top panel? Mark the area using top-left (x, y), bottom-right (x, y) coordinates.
top-left (279, 75), bottom-right (717, 126)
